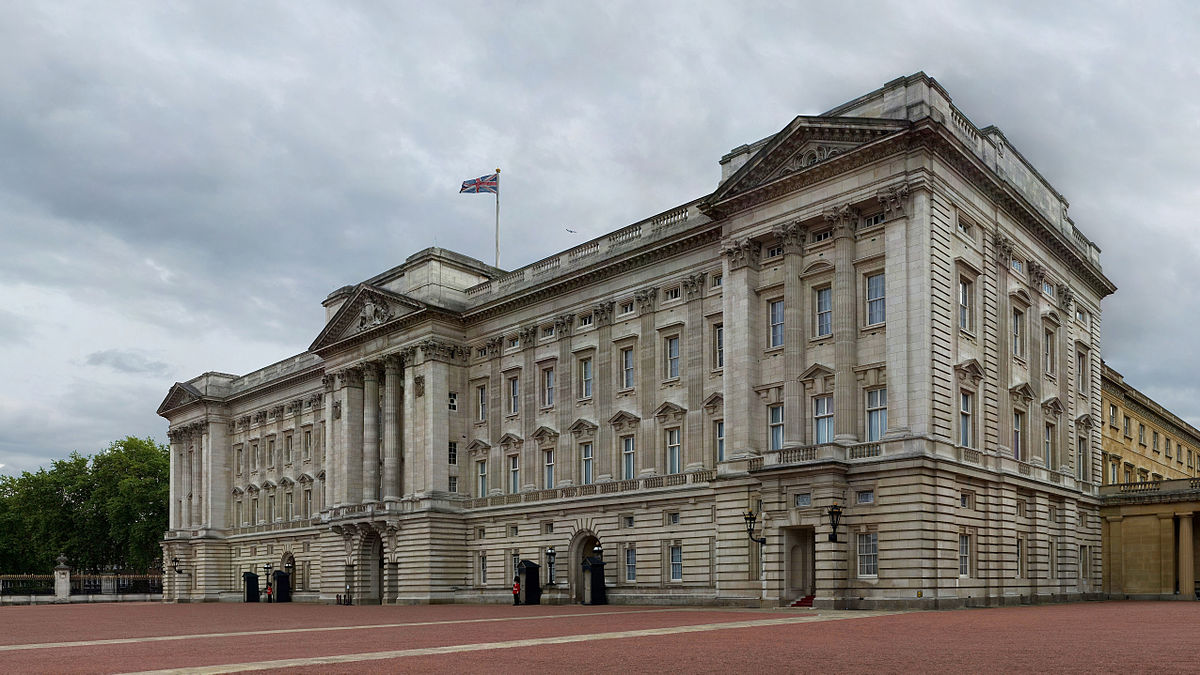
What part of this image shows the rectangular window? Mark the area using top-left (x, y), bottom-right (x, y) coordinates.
top-left (1044, 328), bottom-right (1056, 375)
top-left (665, 336), bottom-right (680, 379)
top-left (620, 301), bottom-right (634, 314)
top-left (958, 279), bottom-right (973, 331)
top-left (267, 439), bottom-right (275, 467)
top-left (236, 446), bottom-right (244, 475)
top-left (959, 534), bottom-right (971, 576)
top-left (448, 476), bottom-right (458, 493)
top-left (815, 287), bottom-right (833, 337)
top-left (669, 545), bottom-right (683, 581)
top-left (957, 216), bottom-right (973, 236)
top-left (303, 430), bottom-right (312, 459)
top-left (1012, 307), bottom-right (1025, 357)
top-left (711, 273), bottom-right (722, 287)
top-left (448, 392), bottom-right (458, 411)
top-left (508, 455), bottom-right (520, 493)
top-left (866, 388), bottom-right (887, 442)
top-left (1045, 422), bottom-right (1056, 467)
top-left (543, 450), bottom-right (554, 489)
top-left (713, 324), bottom-right (724, 369)
top-left (814, 396), bottom-right (834, 444)
top-left (1077, 349), bottom-right (1089, 393)
top-left (865, 273), bottom-right (885, 325)
top-left (578, 313), bottom-right (593, 327)
top-left (1017, 538), bottom-right (1026, 577)
top-left (959, 391), bottom-right (974, 448)
top-left (714, 420), bottom-right (725, 462)
top-left (666, 428), bottom-right (681, 474)
top-left (1153, 431), bottom-right (1159, 452)
top-left (625, 548), bottom-right (637, 582)
top-left (668, 511), bottom-right (680, 525)
top-left (581, 443), bottom-right (594, 485)
top-left (579, 358), bottom-right (593, 398)
top-left (862, 212), bottom-right (886, 228)
top-left (303, 488), bottom-right (312, 518)
top-left (1167, 437), bottom-right (1173, 458)
top-left (1109, 404), bottom-right (1117, 427)
top-left (1013, 411), bottom-right (1025, 460)
top-left (542, 367), bottom-right (555, 407)
top-left (284, 491), bottom-right (293, 520)
top-left (794, 493), bottom-right (812, 507)
top-left (477, 385), bottom-right (488, 421)
top-left (542, 325), bottom-right (555, 338)
top-left (1123, 415), bottom-right (1131, 437)
top-left (267, 494), bottom-right (276, 521)
top-left (479, 555), bottom-right (487, 585)
top-left (284, 435), bottom-right (293, 463)
top-left (508, 376), bottom-right (520, 415)
top-left (1138, 424), bottom-right (1146, 445)
top-left (811, 230), bottom-right (832, 243)
top-left (476, 460), bottom-right (487, 497)
top-left (621, 347), bottom-right (635, 389)
top-left (768, 300), bottom-right (785, 347)
top-left (251, 498), bottom-right (258, 523)
top-left (857, 533), bottom-right (878, 576)
top-left (1077, 437), bottom-right (1088, 481)
top-left (448, 441), bottom-right (458, 465)
top-left (768, 404), bottom-right (784, 451)
top-left (766, 245), bottom-right (783, 258)
top-left (857, 490), bottom-right (875, 505)
top-left (664, 286), bottom-right (681, 300)
top-left (622, 436), bottom-right (636, 480)
top-left (508, 336), bottom-right (520, 349)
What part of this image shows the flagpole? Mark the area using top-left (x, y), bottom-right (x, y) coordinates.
top-left (495, 167), bottom-right (501, 268)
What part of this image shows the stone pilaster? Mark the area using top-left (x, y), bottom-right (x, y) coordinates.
top-left (825, 205), bottom-right (859, 443)
top-left (636, 286), bottom-right (658, 476)
top-left (721, 237), bottom-right (760, 456)
top-left (322, 374), bottom-right (335, 510)
top-left (382, 355), bottom-right (402, 501)
top-left (594, 301), bottom-right (615, 487)
top-left (168, 429), bottom-right (182, 529)
top-left (190, 423), bottom-right (204, 527)
top-left (362, 363), bottom-right (381, 502)
top-left (774, 221), bottom-right (805, 446)
top-left (337, 368), bottom-right (364, 506)
top-left (1179, 513), bottom-right (1195, 600)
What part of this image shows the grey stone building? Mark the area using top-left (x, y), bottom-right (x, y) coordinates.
top-left (159, 72), bottom-right (1115, 608)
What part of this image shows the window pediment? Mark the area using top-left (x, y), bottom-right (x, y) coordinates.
top-left (702, 392), bottom-right (724, 414)
top-left (609, 410), bottom-right (641, 432)
top-left (1042, 396), bottom-right (1064, 418)
top-left (498, 433), bottom-right (523, 452)
top-left (955, 359), bottom-right (984, 386)
top-left (1009, 382), bottom-right (1034, 404)
top-left (466, 439), bottom-right (492, 454)
top-left (531, 426), bottom-right (559, 446)
top-left (567, 418), bottom-right (599, 438)
top-left (1075, 412), bottom-right (1095, 429)
top-left (653, 401), bottom-right (687, 423)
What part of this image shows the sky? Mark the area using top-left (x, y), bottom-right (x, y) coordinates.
top-left (1, 1), bottom-right (1199, 476)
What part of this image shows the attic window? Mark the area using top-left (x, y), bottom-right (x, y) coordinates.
top-left (579, 314), bottom-right (593, 327)
top-left (664, 287), bottom-right (681, 300)
top-left (508, 337), bottom-right (520, 349)
top-left (861, 212), bottom-right (886, 228)
top-left (476, 347), bottom-right (488, 358)
top-left (1011, 259), bottom-right (1023, 274)
top-left (765, 245), bottom-right (783, 258)
top-left (542, 326), bottom-right (555, 338)
top-left (811, 230), bottom-right (832, 243)
top-left (620, 301), bottom-right (635, 314)
top-left (1041, 281), bottom-right (1055, 297)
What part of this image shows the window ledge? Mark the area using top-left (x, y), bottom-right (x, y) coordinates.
top-left (763, 345), bottom-right (784, 354)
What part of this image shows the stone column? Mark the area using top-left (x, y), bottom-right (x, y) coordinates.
top-left (775, 222), bottom-right (805, 446)
top-left (190, 423), bottom-right (204, 528)
top-left (636, 287), bottom-right (657, 476)
top-left (683, 273), bottom-right (706, 469)
top-left (881, 185), bottom-right (913, 437)
top-left (826, 205), bottom-right (858, 443)
top-left (382, 356), bottom-right (402, 501)
top-left (168, 430), bottom-right (181, 529)
top-left (1180, 512), bottom-right (1195, 599)
top-left (53, 554), bottom-right (70, 603)
top-left (593, 302), bottom-right (615, 485)
top-left (721, 238), bottom-right (760, 456)
top-left (362, 364), bottom-right (380, 502)
top-left (1160, 513), bottom-right (1176, 595)
top-left (322, 374), bottom-right (335, 510)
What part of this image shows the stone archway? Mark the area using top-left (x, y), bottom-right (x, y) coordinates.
top-left (355, 531), bottom-right (384, 605)
top-left (279, 551), bottom-right (296, 592)
top-left (569, 530), bottom-right (600, 604)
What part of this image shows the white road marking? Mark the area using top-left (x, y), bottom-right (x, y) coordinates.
top-left (123, 613), bottom-right (897, 675)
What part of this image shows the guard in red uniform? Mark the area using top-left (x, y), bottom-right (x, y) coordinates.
top-left (512, 576), bottom-right (521, 605)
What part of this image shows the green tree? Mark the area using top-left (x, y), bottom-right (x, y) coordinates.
top-left (87, 437), bottom-right (169, 572)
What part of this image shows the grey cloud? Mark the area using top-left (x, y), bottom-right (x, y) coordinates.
top-left (84, 349), bottom-right (172, 377)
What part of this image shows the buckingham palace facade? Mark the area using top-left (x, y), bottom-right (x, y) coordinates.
top-left (159, 72), bottom-right (1116, 608)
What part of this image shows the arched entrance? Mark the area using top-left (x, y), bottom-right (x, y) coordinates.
top-left (355, 531), bottom-right (384, 605)
top-left (569, 530), bottom-right (600, 604)
top-left (785, 528), bottom-right (815, 602)
top-left (279, 551), bottom-right (296, 596)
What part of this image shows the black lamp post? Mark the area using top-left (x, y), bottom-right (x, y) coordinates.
top-left (592, 543), bottom-right (603, 561)
top-left (172, 557), bottom-right (184, 574)
top-left (546, 546), bottom-right (556, 585)
top-left (743, 509), bottom-right (767, 545)
top-left (827, 503), bottom-right (844, 542)
top-left (263, 563), bottom-right (273, 603)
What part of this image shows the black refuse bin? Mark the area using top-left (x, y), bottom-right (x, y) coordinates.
top-left (516, 560), bottom-right (541, 605)
top-left (243, 572), bottom-right (260, 602)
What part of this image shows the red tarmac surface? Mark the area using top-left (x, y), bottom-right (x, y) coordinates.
top-left (1, 600), bottom-right (1198, 674)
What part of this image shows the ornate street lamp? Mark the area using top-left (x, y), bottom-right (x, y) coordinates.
top-left (171, 557), bottom-right (185, 574)
top-left (827, 502), bottom-right (844, 542)
top-left (546, 546), bottom-right (557, 585)
top-left (284, 561), bottom-right (294, 574)
top-left (743, 508), bottom-right (767, 545)
top-left (263, 563), bottom-right (273, 603)
top-left (592, 543), bottom-right (603, 561)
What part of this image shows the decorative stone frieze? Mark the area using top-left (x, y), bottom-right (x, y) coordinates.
top-left (634, 286), bottom-right (658, 312)
top-left (876, 182), bottom-right (910, 217)
top-left (592, 301), bottom-right (615, 326)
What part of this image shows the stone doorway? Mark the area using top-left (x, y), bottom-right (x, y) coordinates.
top-left (785, 527), bottom-right (816, 603)
top-left (569, 531), bottom-right (600, 604)
top-left (355, 531), bottom-right (384, 605)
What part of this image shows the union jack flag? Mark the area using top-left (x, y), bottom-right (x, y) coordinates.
top-left (460, 172), bottom-right (499, 194)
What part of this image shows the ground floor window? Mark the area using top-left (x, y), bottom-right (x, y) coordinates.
top-left (857, 532), bottom-right (878, 577)
top-left (669, 545), bottom-right (682, 581)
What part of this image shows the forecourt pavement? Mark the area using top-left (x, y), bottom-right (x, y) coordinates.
top-left (1, 601), bottom-right (1198, 673)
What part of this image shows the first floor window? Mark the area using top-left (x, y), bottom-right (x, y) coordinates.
top-left (713, 324), bottom-right (724, 369)
top-left (715, 420), bottom-right (725, 462)
top-left (959, 534), bottom-right (971, 576)
top-left (622, 436), bottom-right (636, 480)
top-left (303, 488), bottom-right (312, 518)
top-left (768, 299), bottom-right (785, 347)
top-left (448, 441), bottom-right (458, 465)
top-left (267, 494), bottom-right (275, 521)
top-left (866, 388), bottom-right (887, 442)
top-left (1044, 328), bottom-right (1057, 375)
top-left (508, 455), bottom-right (520, 493)
top-left (814, 396), bottom-right (834, 444)
top-left (857, 532), bottom-right (878, 576)
top-left (543, 450), bottom-right (555, 489)
top-left (665, 336), bottom-right (680, 379)
top-left (251, 498), bottom-right (259, 523)
top-left (865, 273), bottom-right (885, 325)
top-left (621, 347), bottom-right (635, 389)
top-left (1012, 307), bottom-right (1026, 357)
top-left (959, 392), bottom-right (973, 447)
top-left (1045, 423), bottom-right (1057, 468)
top-left (234, 499), bottom-right (243, 526)
top-left (579, 358), bottom-right (593, 398)
top-left (769, 404), bottom-right (784, 450)
top-left (815, 287), bottom-right (832, 337)
top-left (477, 460), bottom-right (488, 497)
top-left (1077, 437), bottom-right (1088, 481)
top-left (625, 548), bottom-right (637, 582)
top-left (666, 428), bottom-right (681, 474)
top-left (1013, 411), bottom-right (1025, 461)
top-left (284, 491), bottom-right (293, 520)
top-left (448, 476), bottom-right (458, 493)
top-left (477, 385), bottom-right (488, 421)
top-left (669, 545), bottom-right (683, 581)
top-left (542, 367), bottom-right (555, 407)
top-left (581, 443), bottom-right (594, 485)
top-left (303, 430), bottom-right (312, 459)
top-left (958, 278), bottom-right (973, 331)
top-left (508, 376), bottom-right (520, 415)
top-left (479, 555), bottom-right (487, 584)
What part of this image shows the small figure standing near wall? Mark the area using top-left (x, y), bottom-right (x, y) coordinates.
top-left (513, 576), bottom-right (521, 605)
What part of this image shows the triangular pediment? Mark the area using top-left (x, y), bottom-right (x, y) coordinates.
top-left (530, 426), bottom-right (559, 443)
top-left (702, 392), bottom-right (724, 412)
top-left (567, 418), bottom-right (598, 434)
top-left (466, 439), bottom-right (491, 452)
top-left (498, 433), bottom-right (523, 450)
top-left (297, 472), bottom-right (315, 484)
top-left (157, 381), bottom-right (203, 416)
top-left (955, 359), bottom-right (984, 385)
top-left (310, 284), bottom-right (426, 353)
top-left (1042, 396), bottom-right (1065, 417)
top-left (608, 410), bottom-right (641, 429)
top-left (1075, 412), bottom-right (1095, 429)
top-left (799, 363), bottom-right (835, 382)
top-left (652, 401), bottom-right (687, 422)
top-left (705, 116), bottom-right (909, 215)
top-left (1009, 382), bottom-right (1035, 403)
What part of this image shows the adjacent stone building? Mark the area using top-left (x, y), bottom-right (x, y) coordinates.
top-left (1101, 363), bottom-right (1200, 485)
top-left (159, 72), bottom-right (1116, 608)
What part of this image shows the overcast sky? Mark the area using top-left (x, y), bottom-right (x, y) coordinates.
top-left (1, 1), bottom-right (1198, 476)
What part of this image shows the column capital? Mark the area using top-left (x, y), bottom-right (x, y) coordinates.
top-left (875, 182), bottom-right (910, 218)
top-left (771, 220), bottom-right (805, 255)
top-left (592, 301), bottom-right (615, 326)
top-left (721, 237), bottom-right (760, 271)
top-left (383, 354), bottom-right (402, 372)
top-left (822, 203), bottom-right (859, 239)
top-left (361, 362), bottom-right (380, 382)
